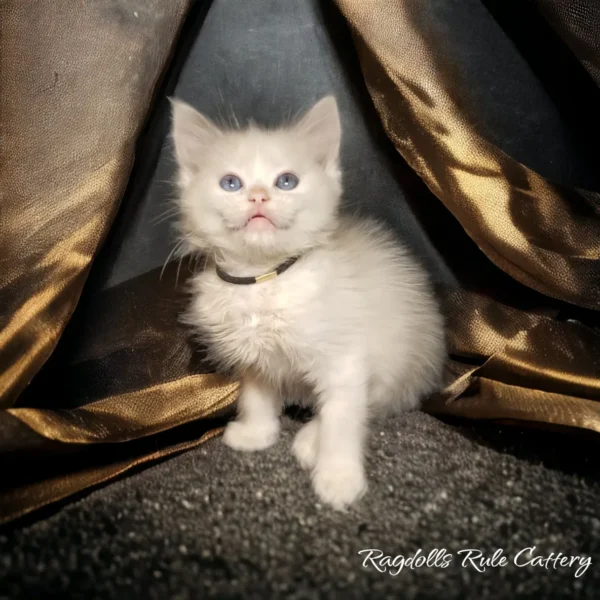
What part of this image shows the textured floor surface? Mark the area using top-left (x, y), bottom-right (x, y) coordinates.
top-left (1, 412), bottom-right (599, 599)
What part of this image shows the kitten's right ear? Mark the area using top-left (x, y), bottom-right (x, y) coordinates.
top-left (170, 98), bottom-right (220, 186)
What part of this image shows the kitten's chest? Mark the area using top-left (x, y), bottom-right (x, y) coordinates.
top-left (195, 270), bottom-right (322, 369)
top-left (225, 286), bottom-right (293, 337)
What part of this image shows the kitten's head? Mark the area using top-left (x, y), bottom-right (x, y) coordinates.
top-left (171, 96), bottom-right (342, 263)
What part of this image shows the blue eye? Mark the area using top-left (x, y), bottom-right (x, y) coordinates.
top-left (220, 174), bottom-right (243, 191)
top-left (275, 172), bottom-right (299, 190)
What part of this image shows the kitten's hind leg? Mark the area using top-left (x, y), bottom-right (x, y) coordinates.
top-left (223, 372), bottom-right (281, 451)
top-left (369, 377), bottom-right (421, 418)
top-left (292, 417), bottom-right (320, 470)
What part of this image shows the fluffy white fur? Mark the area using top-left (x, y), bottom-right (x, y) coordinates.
top-left (171, 96), bottom-right (446, 510)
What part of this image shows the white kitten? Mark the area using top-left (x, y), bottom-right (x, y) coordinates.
top-left (171, 96), bottom-right (446, 510)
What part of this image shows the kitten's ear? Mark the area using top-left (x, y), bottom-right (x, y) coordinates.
top-left (170, 98), bottom-right (220, 186)
top-left (295, 96), bottom-right (341, 169)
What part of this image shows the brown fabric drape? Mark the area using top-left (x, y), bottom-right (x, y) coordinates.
top-left (536, 0), bottom-right (600, 87)
top-left (0, 1), bottom-right (192, 406)
top-left (0, 256), bottom-right (237, 525)
top-left (0, 426), bottom-right (224, 526)
top-left (0, 1), bottom-right (235, 525)
top-left (334, 0), bottom-right (600, 432)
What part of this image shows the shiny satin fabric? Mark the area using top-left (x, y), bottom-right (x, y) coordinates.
top-left (0, 0), bottom-right (234, 525)
top-left (0, 1), bottom-right (192, 407)
top-left (0, 425), bottom-right (225, 526)
top-left (536, 0), bottom-right (600, 87)
top-left (9, 375), bottom-right (236, 444)
top-left (0, 255), bottom-right (237, 524)
top-left (334, 0), bottom-right (600, 432)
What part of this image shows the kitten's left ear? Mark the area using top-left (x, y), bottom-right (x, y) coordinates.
top-left (295, 96), bottom-right (341, 170)
top-left (170, 98), bottom-right (220, 187)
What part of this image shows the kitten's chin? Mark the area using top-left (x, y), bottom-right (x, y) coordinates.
top-left (242, 230), bottom-right (285, 257)
top-left (237, 216), bottom-right (296, 257)
top-left (222, 226), bottom-right (299, 263)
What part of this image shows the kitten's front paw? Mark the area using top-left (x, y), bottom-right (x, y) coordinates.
top-left (292, 419), bottom-right (319, 470)
top-left (312, 459), bottom-right (367, 510)
top-left (222, 419), bottom-right (279, 452)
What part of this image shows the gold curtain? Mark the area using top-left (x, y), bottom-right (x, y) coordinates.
top-left (0, 1), bottom-right (237, 525)
top-left (536, 0), bottom-right (600, 87)
top-left (0, 1), bottom-right (192, 406)
top-left (334, 0), bottom-right (600, 432)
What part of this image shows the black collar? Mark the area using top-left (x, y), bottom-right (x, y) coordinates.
top-left (215, 256), bottom-right (299, 285)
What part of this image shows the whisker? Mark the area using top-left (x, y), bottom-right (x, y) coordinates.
top-left (229, 104), bottom-right (240, 129)
top-left (175, 254), bottom-right (184, 287)
top-left (152, 206), bottom-right (180, 225)
top-left (160, 241), bottom-right (184, 281)
top-left (151, 179), bottom-right (178, 186)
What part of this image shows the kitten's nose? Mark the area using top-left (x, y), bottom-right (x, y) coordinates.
top-left (248, 187), bottom-right (269, 203)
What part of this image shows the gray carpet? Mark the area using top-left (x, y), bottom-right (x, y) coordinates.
top-left (1, 412), bottom-right (599, 599)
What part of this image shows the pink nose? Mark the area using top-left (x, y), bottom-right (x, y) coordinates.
top-left (248, 188), bottom-right (269, 203)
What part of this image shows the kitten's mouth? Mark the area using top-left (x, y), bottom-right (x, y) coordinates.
top-left (226, 211), bottom-right (293, 232)
top-left (246, 213), bottom-right (275, 228)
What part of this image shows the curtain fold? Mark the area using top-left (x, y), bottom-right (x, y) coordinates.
top-left (334, 0), bottom-right (600, 432)
top-left (0, 1), bottom-right (193, 406)
top-left (536, 0), bottom-right (600, 87)
top-left (0, 0), bottom-right (232, 525)
top-left (0, 425), bottom-right (224, 526)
